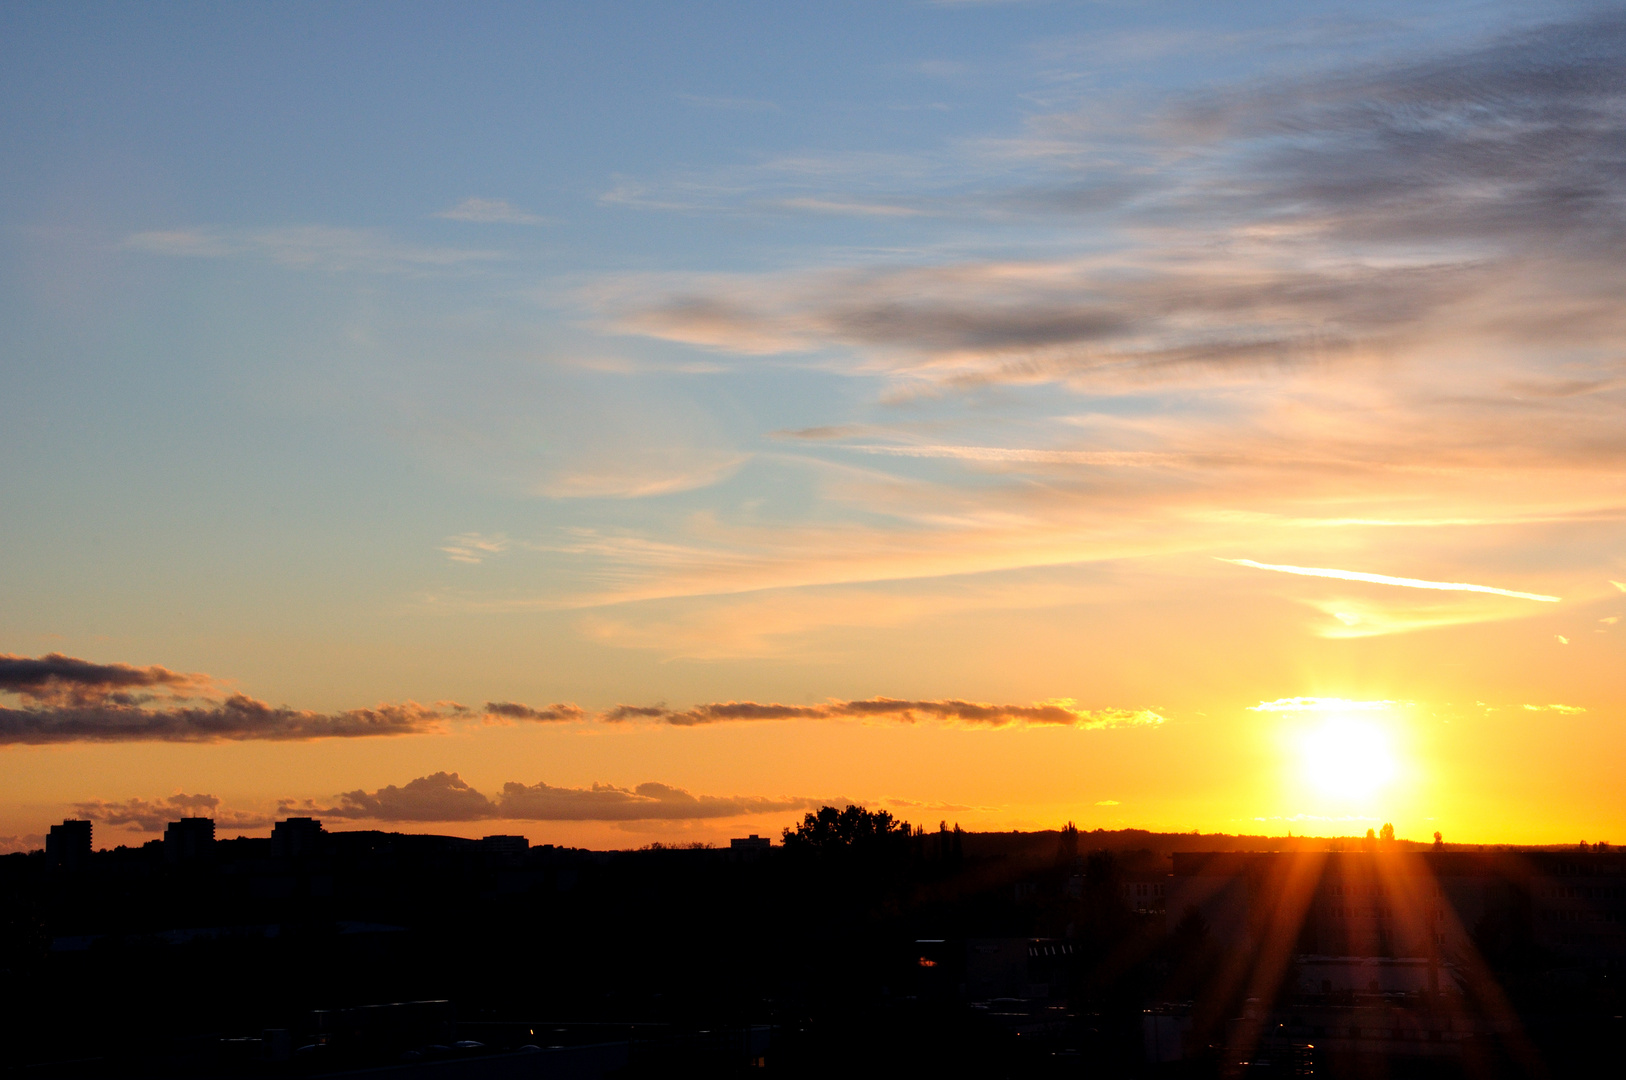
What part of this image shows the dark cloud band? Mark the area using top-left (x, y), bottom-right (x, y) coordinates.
top-left (605, 697), bottom-right (1163, 729)
top-left (281, 772), bottom-right (825, 823)
top-left (0, 654), bottom-right (1157, 744)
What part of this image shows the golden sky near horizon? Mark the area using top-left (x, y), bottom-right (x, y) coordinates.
top-left (2, 4), bottom-right (1623, 850)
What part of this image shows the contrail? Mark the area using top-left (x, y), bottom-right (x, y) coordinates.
top-left (1219, 559), bottom-right (1560, 602)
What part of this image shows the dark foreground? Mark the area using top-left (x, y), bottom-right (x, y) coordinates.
top-left (3, 818), bottom-right (1622, 1078)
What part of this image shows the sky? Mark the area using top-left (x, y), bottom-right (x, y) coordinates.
top-left (2, 1), bottom-right (1623, 851)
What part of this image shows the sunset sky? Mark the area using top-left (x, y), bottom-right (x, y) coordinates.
top-left (3, 1), bottom-right (1623, 851)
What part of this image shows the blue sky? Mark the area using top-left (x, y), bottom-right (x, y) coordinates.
top-left (3, 2), bottom-right (1623, 847)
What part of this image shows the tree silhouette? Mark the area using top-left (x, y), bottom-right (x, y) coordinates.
top-left (781, 804), bottom-right (910, 852)
top-left (1379, 822), bottom-right (1395, 843)
top-left (1433, 830), bottom-right (1444, 850)
top-left (1058, 821), bottom-right (1079, 860)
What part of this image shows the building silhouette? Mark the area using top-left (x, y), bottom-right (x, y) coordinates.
top-left (271, 816), bottom-right (325, 858)
top-left (163, 817), bottom-right (216, 864)
top-left (45, 819), bottom-right (92, 870)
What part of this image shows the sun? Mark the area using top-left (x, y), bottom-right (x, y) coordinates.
top-left (1297, 715), bottom-right (1397, 800)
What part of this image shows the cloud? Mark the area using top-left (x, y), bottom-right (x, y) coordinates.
top-left (495, 780), bottom-right (820, 821)
top-left (770, 425), bottom-right (862, 441)
top-left (1, 654), bottom-right (1155, 745)
top-left (484, 701), bottom-right (586, 723)
top-left (440, 532), bottom-right (513, 564)
top-left (849, 443), bottom-right (1177, 467)
top-left (123, 226), bottom-right (501, 274)
top-left (286, 771), bottom-right (824, 823)
top-left (1612, 581), bottom-right (1626, 592)
top-left (573, 575), bottom-right (1106, 660)
top-left (295, 772), bottom-right (497, 822)
top-left (0, 653), bottom-right (212, 708)
top-left (433, 198), bottom-right (550, 225)
top-left (1250, 698), bottom-right (1394, 713)
top-left (1522, 703), bottom-right (1585, 714)
top-left (595, 9), bottom-right (1626, 413)
top-left (0, 696), bottom-right (464, 745)
top-left (72, 793), bottom-right (273, 833)
top-left (1155, 11), bottom-right (1626, 253)
top-left (537, 450), bottom-right (749, 499)
top-left (0, 653), bottom-right (589, 745)
top-left (1095, 799), bottom-right (1120, 806)
top-left (1220, 559), bottom-right (1560, 602)
top-left (776, 197), bottom-right (924, 218)
top-left (601, 697), bottom-right (1163, 729)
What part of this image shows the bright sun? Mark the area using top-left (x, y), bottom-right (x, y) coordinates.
top-left (1298, 716), bottom-right (1398, 799)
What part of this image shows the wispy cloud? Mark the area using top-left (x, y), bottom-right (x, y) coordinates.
top-left (575, 10), bottom-right (1626, 643)
top-left (1220, 559), bottom-right (1560, 602)
top-left (432, 197), bottom-right (550, 225)
top-left (123, 226), bottom-right (502, 274)
top-left (538, 450), bottom-right (750, 499)
top-left (1250, 698), bottom-right (1395, 713)
top-left (439, 532), bottom-right (513, 564)
top-left (849, 443), bottom-right (1177, 467)
top-left (1522, 703), bottom-right (1585, 714)
top-left (776, 197), bottom-right (925, 218)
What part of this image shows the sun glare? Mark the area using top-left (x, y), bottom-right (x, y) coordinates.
top-left (1297, 716), bottom-right (1397, 799)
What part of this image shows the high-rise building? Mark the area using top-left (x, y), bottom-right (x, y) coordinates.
top-left (163, 817), bottom-right (216, 863)
top-left (271, 816), bottom-right (325, 858)
top-left (46, 819), bottom-right (92, 870)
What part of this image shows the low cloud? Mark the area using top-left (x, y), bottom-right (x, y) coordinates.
top-left (73, 793), bottom-right (274, 833)
top-left (284, 771), bottom-right (824, 823)
top-left (0, 696), bottom-right (464, 745)
top-left (0, 653), bottom-right (586, 745)
top-left (496, 779), bottom-right (820, 821)
top-left (484, 701), bottom-right (586, 723)
top-left (603, 697), bottom-right (1163, 729)
top-left (0, 653), bottom-right (213, 708)
top-left (1, 655), bottom-right (1157, 744)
